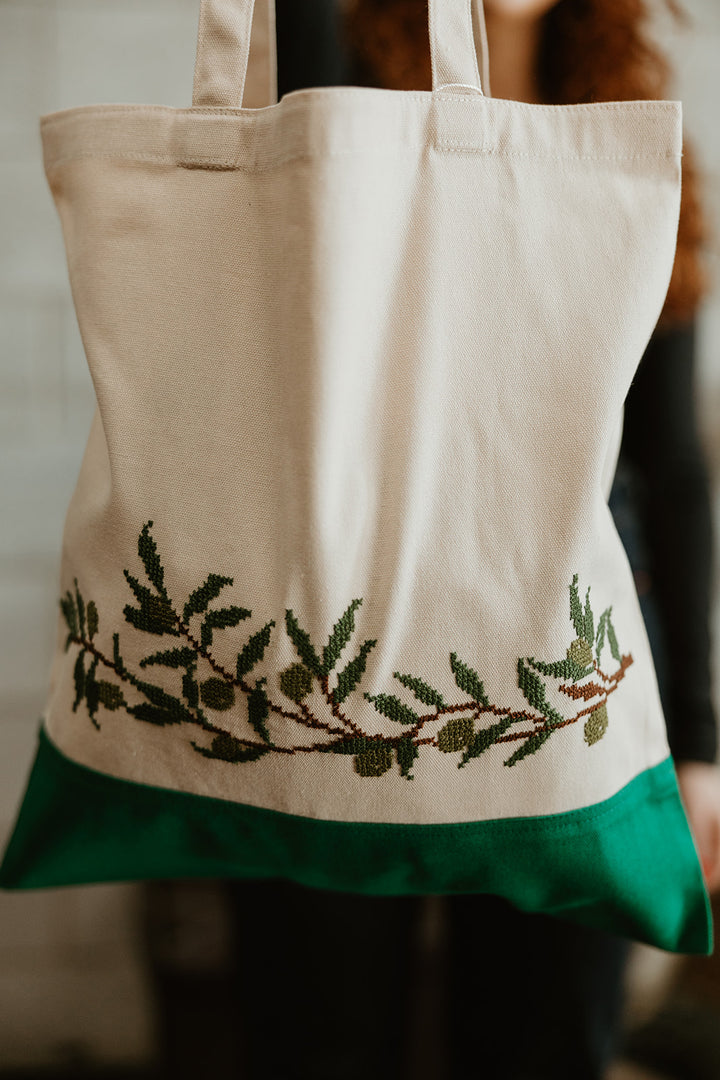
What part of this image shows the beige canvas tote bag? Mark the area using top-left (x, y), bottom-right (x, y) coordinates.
top-left (0, 0), bottom-right (712, 954)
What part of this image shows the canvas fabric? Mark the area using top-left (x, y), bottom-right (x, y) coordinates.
top-left (0, 0), bottom-right (711, 954)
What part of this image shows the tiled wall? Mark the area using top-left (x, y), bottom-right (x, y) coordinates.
top-left (1, 0), bottom-right (718, 1068)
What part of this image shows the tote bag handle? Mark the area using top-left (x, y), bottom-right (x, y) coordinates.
top-left (192, 0), bottom-right (489, 109)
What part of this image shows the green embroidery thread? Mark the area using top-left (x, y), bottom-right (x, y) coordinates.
top-left (60, 523), bottom-right (634, 780)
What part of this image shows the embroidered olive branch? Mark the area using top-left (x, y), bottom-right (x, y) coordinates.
top-left (59, 523), bottom-right (633, 780)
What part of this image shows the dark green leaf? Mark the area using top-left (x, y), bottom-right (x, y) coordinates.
top-left (517, 660), bottom-right (564, 727)
top-left (528, 656), bottom-right (592, 684)
top-left (332, 639), bottom-right (377, 704)
top-left (87, 600), bottom-right (99, 640)
top-left (248, 679), bottom-right (273, 744)
top-left (84, 657), bottom-right (101, 724)
top-left (183, 669), bottom-right (199, 708)
top-left (393, 672), bottom-right (445, 709)
top-left (449, 653), bottom-right (489, 706)
top-left (193, 733), bottom-right (271, 764)
top-left (460, 716), bottom-right (515, 766)
top-left (138, 520), bottom-right (166, 594)
top-left (396, 736), bottom-right (419, 779)
top-left (322, 598), bottom-right (362, 676)
top-left (569, 574), bottom-right (585, 638)
top-left (504, 729), bottom-right (552, 767)
top-left (285, 610), bottom-right (323, 676)
top-left (606, 612), bottom-right (621, 664)
top-left (237, 621), bottom-right (275, 679)
top-left (322, 737), bottom-right (372, 756)
top-left (74, 580), bottom-right (86, 638)
top-left (595, 609), bottom-right (608, 661)
top-left (127, 675), bottom-right (195, 724)
top-left (363, 692), bottom-right (419, 726)
top-left (583, 586), bottom-right (594, 648)
top-left (140, 647), bottom-right (197, 669)
top-left (72, 651), bottom-right (85, 711)
top-left (182, 574), bottom-right (234, 622)
top-left (128, 702), bottom-right (183, 726)
top-left (60, 592), bottom-right (78, 637)
top-left (200, 606), bottom-right (252, 649)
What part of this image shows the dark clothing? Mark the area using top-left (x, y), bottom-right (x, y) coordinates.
top-left (612, 322), bottom-right (716, 763)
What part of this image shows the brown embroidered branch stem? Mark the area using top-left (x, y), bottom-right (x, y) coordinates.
top-left (321, 674), bottom-right (367, 739)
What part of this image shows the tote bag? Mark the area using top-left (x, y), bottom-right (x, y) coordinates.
top-left (0, 0), bottom-right (712, 955)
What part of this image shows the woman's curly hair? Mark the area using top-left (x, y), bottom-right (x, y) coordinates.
top-left (345, 0), bottom-right (708, 326)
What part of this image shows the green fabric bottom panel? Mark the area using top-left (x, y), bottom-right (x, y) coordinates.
top-left (0, 725), bottom-right (712, 955)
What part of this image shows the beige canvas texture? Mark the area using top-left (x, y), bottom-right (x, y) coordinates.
top-left (38, 0), bottom-right (682, 825)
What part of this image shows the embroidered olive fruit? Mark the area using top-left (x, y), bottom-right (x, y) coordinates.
top-left (437, 716), bottom-right (475, 753)
top-left (354, 743), bottom-right (394, 777)
top-left (584, 703), bottom-right (609, 746)
top-left (280, 662), bottom-right (314, 703)
top-left (567, 637), bottom-right (593, 668)
top-left (200, 677), bottom-right (235, 711)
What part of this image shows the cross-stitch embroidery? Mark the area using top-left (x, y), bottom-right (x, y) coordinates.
top-left (59, 521), bottom-right (634, 780)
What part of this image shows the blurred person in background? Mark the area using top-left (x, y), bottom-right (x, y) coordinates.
top-left (147, 2), bottom-right (720, 1077)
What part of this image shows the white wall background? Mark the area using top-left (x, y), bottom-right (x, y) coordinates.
top-left (0, 0), bottom-right (718, 1068)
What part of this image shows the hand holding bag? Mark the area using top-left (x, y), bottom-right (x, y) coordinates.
top-left (0, 0), bottom-right (712, 954)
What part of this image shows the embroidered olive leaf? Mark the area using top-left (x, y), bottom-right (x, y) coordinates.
top-left (86, 600), bottom-right (99, 640)
top-left (595, 609), bottom-right (608, 661)
top-left (112, 633), bottom-right (123, 669)
top-left (84, 657), bottom-right (101, 727)
top-left (60, 591), bottom-right (79, 643)
top-left (569, 574), bottom-right (585, 639)
top-left (127, 674), bottom-right (196, 724)
top-left (247, 678), bottom-right (273, 744)
top-left (237, 621), bottom-right (275, 679)
top-left (322, 737), bottom-right (372, 755)
top-left (606, 612), bottom-right (621, 664)
top-left (504, 729), bottom-right (552, 767)
top-left (140, 647), bottom-right (197, 669)
top-left (322, 598), bottom-right (362, 676)
top-left (127, 702), bottom-right (184, 726)
top-left (527, 657), bottom-right (577, 680)
top-left (183, 668), bottom-right (200, 709)
top-left (285, 609), bottom-right (323, 677)
top-left (138, 520), bottom-right (167, 595)
top-left (583, 587), bottom-right (594, 649)
top-left (364, 692), bottom-right (419, 726)
top-left (200, 605), bottom-right (252, 649)
top-left (332, 639), bottom-right (377, 705)
top-left (517, 659), bottom-right (564, 727)
top-left (71, 650), bottom-right (86, 711)
top-left (449, 653), bottom-right (489, 707)
top-left (459, 715), bottom-right (515, 767)
top-left (97, 681), bottom-right (125, 711)
top-left (396, 736), bottom-right (419, 779)
top-left (182, 574), bottom-right (234, 622)
top-left (123, 572), bottom-right (180, 636)
top-left (354, 741), bottom-right (394, 777)
top-left (393, 672), bottom-right (445, 709)
top-left (74, 580), bottom-right (86, 638)
top-left (192, 733), bottom-right (271, 764)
